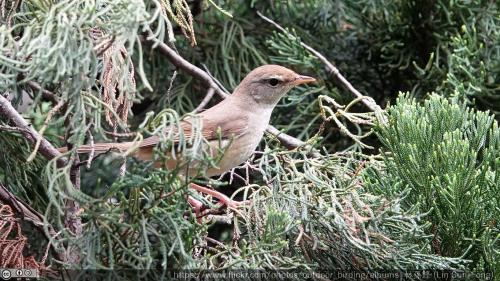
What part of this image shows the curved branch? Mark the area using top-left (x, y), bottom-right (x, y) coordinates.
top-left (0, 95), bottom-right (67, 167)
top-left (194, 88), bottom-right (215, 113)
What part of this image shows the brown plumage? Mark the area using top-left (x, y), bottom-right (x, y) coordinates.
top-left (61, 65), bottom-right (316, 177)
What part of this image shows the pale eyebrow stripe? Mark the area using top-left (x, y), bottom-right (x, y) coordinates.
top-left (268, 75), bottom-right (284, 81)
top-left (251, 75), bottom-right (284, 83)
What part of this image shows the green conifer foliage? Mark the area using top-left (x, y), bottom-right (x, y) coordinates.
top-left (372, 94), bottom-right (499, 274)
top-left (0, 0), bottom-right (498, 278)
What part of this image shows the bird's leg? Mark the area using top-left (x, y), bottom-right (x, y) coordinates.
top-left (188, 195), bottom-right (203, 213)
top-left (187, 195), bottom-right (205, 223)
top-left (189, 183), bottom-right (249, 210)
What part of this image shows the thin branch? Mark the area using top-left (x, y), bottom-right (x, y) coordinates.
top-left (256, 11), bottom-right (387, 124)
top-left (140, 34), bottom-right (309, 149)
top-left (64, 155), bottom-right (82, 264)
top-left (202, 64), bottom-right (231, 95)
top-left (0, 95), bottom-right (67, 167)
top-left (0, 124), bottom-right (29, 133)
top-left (1, 95), bottom-right (81, 264)
top-left (266, 125), bottom-right (306, 149)
top-left (16, 73), bottom-right (59, 104)
top-left (103, 130), bottom-right (138, 138)
top-left (140, 33), bottom-right (229, 99)
top-left (75, 148), bottom-right (112, 168)
top-left (26, 81), bottom-right (59, 104)
top-left (194, 88), bottom-right (215, 113)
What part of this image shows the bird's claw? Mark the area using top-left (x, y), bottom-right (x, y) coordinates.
top-left (187, 183), bottom-right (251, 223)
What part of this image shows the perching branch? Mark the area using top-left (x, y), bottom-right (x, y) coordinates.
top-left (140, 33), bottom-right (309, 149)
top-left (257, 11), bottom-right (387, 124)
top-left (0, 94), bottom-right (67, 167)
top-left (0, 124), bottom-right (29, 133)
top-left (266, 126), bottom-right (307, 149)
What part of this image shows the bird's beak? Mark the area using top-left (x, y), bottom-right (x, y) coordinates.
top-left (291, 75), bottom-right (316, 86)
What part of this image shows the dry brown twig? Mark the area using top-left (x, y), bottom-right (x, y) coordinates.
top-left (101, 40), bottom-right (137, 129)
top-left (88, 28), bottom-right (137, 130)
top-left (0, 184), bottom-right (64, 264)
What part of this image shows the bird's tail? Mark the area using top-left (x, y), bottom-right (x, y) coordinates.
top-left (57, 142), bottom-right (134, 154)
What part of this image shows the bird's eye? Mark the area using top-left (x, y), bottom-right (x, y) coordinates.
top-left (268, 78), bottom-right (280, 87)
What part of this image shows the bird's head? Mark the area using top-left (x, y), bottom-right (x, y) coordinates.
top-left (234, 65), bottom-right (316, 107)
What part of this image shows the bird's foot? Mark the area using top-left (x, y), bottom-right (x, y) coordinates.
top-left (188, 183), bottom-right (250, 221)
top-left (187, 195), bottom-right (206, 223)
top-left (189, 183), bottom-right (249, 209)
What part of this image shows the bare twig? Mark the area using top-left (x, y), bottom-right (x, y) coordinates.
top-left (266, 125), bottom-right (307, 149)
top-left (194, 88), bottom-right (215, 113)
top-left (0, 124), bottom-right (29, 133)
top-left (256, 11), bottom-right (387, 124)
top-left (26, 81), bottom-right (59, 104)
top-left (295, 224), bottom-right (305, 246)
top-left (87, 126), bottom-right (95, 168)
top-left (140, 33), bottom-right (229, 99)
top-left (205, 236), bottom-right (226, 248)
top-left (0, 95), bottom-right (67, 167)
top-left (104, 130), bottom-right (138, 138)
top-left (75, 148), bottom-right (112, 168)
top-left (201, 64), bottom-right (231, 95)
top-left (140, 33), bottom-right (310, 149)
top-left (165, 70), bottom-right (178, 106)
top-left (65, 154), bottom-right (82, 264)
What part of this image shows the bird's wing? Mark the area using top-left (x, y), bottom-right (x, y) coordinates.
top-left (139, 114), bottom-right (249, 148)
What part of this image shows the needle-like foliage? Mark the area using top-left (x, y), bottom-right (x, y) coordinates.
top-left (0, 0), bottom-right (498, 279)
top-left (371, 94), bottom-right (499, 274)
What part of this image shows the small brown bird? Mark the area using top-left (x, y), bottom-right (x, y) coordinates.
top-left (67, 65), bottom-right (316, 208)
